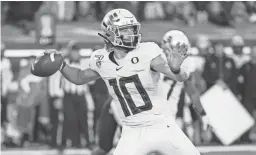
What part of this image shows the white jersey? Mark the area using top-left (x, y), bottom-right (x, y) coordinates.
top-left (89, 42), bottom-right (168, 127)
top-left (158, 75), bottom-right (184, 117)
top-left (158, 56), bottom-right (197, 117)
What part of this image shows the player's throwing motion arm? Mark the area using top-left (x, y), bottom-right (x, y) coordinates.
top-left (59, 61), bottom-right (101, 85)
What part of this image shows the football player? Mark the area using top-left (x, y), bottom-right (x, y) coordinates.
top-left (91, 30), bottom-right (210, 155)
top-left (160, 32), bottom-right (210, 146)
top-left (47, 9), bottom-right (201, 155)
top-left (160, 31), bottom-right (209, 131)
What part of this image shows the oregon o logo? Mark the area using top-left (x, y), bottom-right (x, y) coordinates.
top-left (131, 57), bottom-right (139, 64)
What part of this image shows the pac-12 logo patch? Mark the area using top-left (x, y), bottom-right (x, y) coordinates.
top-left (95, 55), bottom-right (104, 68)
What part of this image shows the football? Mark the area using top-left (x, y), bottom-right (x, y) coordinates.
top-left (30, 52), bottom-right (63, 77)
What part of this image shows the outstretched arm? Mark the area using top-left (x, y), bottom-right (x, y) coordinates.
top-left (60, 62), bottom-right (101, 85)
top-left (42, 50), bottom-right (101, 85)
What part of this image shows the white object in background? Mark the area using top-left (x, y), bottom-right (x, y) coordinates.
top-left (8, 82), bottom-right (19, 92)
top-left (1, 58), bottom-right (14, 96)
top-left (19, 59), bottom-right (29, 67)
top-left (20, 74), bottom-right (43, 93)
top-left (57, 1), bottom-right (65, 21)
top-left (200, 84), bottom-right (255, 145)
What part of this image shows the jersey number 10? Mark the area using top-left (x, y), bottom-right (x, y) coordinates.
top-left (109, 74), bottom-right (153, 117)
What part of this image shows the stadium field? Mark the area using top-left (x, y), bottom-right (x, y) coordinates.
top-left (2, 145), bottom-right (256, 155)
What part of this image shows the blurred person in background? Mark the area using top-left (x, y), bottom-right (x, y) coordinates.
top-left (207, 1), bottom-right (231, 26)
top-left (5, 1), bottom-right (42, 35)
top-left (193, 2), bottom-right (209, 24)
top-left (245, 1), bottom-right (256, 23)
top-left (137, 1), bottom-right (147, 21)
top-left (48, 71), bottom-right (63, 149)
top-left (76, 1), bottom-right (94, 21)
top-left (93, 1), bottom-right (104, 21)
top-left (162, 2), bottom-right (176, 21)
top-left (202, 43), bottom-right (238, 144)
top-left (144, 1), bottom-right (165, 20)
top-left (17, 56), bottom-right (49, 145)
top-left (195, 35), bottom-right (214, 58)
top-left (230, 35), bottom-right (250, 69)
top-left (1, 42), bottom-right (15, 147)
top-left (48, 44), bottom-right (64, 149)
top-left (1, 42), bottom-right (13, 127)
top-left (231, 2), bottom-right (250, 24)
top-left (60, 42), bottom-right (91, 149)
top-left (52, 1), bottom-right (75, 22)
top-left (202, 42), bottom-right (237, 91)
top-left (1, 1), bottom-right (9, 25)
top-left (229, 35), bottom-right (251, 98)
top-left (236, 46), bottom-right (256, 143)
top-left (175, 2), bottom-right (197, 27)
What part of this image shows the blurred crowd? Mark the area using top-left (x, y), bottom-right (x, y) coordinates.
top-left (1, 1), bottom-right (256, 34)
top-left (1, 34), bottom-right (256, 149)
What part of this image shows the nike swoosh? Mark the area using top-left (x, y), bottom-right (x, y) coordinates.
top-left (116, 66), bottom-right (123, 71)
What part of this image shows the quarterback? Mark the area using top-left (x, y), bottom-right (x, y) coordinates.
top-left (91, 30), bottom-right (209, 155)
top-left (48, 9), bottom-right (201, 155)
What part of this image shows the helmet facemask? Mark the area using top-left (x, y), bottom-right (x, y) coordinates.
top-left (100, 23), bottom-right (141, 50)
top-left (114, 24), bottom-right (141, 48)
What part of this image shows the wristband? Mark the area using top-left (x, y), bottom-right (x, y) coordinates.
top-left (171, 68), bottom-right (181, 74)
top-left (59, 61), bottom-right (66, 71)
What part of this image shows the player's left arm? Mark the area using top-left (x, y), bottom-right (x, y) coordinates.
top-left (184, 75), bottom-right (211, 130)
top-left (150, 55), bottom-right (190, 82)
top-left (183, 76), bottom-right (206, 117)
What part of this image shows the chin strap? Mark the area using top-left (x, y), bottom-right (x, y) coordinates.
top-left (98, 33), bottom-right (114, 45)
top-left (98, 33), bottom-right (134, 53)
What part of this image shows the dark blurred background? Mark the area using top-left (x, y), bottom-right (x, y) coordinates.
top-left (1, 1), bottom-right (256, 154)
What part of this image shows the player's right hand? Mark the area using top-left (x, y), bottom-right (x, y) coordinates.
top-left (43, 49), bottom-right (65, 71)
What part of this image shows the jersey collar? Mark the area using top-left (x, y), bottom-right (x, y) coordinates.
top-left (109, 51), bottom-right (119, 66)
